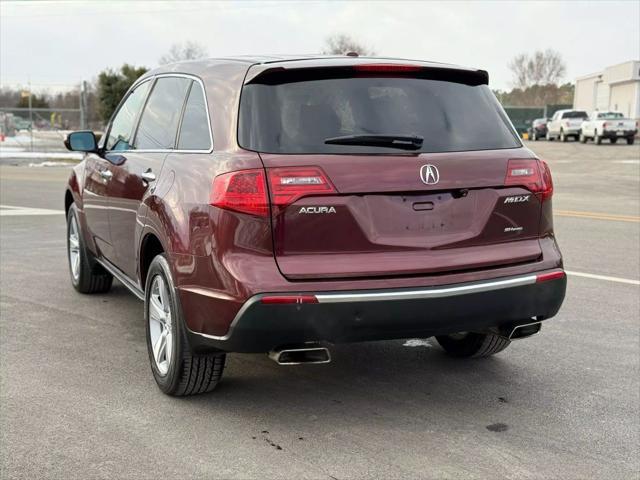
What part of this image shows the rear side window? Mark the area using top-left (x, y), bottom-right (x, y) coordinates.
top-left (106, 81), bottom-right (150, 151)
top-left (135, 77), bottom-right (191, 149)
top-left (177, 82), bottom-right (212, 150)
top-left (562, 111), bottom-right (588, 119)
top-left (239, 75), bottom-right (520, 154)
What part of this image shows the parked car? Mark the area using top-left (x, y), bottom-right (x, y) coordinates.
top-left (13, 117), bottom-right (32, 131)
top-left (527, 118), bottom-right (548, 141)
top-left (546, 109), bottom-right (588, 142)
top-left (580, 111), bottom-right (637, 145)
top-left (64, 56), bottom-right (566, 396)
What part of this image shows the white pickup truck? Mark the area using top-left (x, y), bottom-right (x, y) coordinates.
top-left (580, 111), bottom-right (637, 145)
top-left (546, 109), bottom-right (589, 142)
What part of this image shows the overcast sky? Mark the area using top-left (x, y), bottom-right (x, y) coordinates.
top-left (1, 0), bottom-right (639, 91)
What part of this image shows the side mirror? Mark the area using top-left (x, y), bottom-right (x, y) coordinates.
top-left (64, 131), bottom-right (98, 152)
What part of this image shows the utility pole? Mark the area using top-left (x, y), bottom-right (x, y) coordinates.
top-left (80, 80), bottom-right (87, 129)
top-left (28, 82), bottom-right (33, 152)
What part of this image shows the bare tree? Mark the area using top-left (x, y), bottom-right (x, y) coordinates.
top-left (159, 41), bottom-right (209, 65)
top-left (508, 49), bottom-right (566, 89)
top-left (322, 34), bottom-right (375, 56)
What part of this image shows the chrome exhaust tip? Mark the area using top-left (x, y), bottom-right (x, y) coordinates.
top-left (508, 321), bottom-right (542, 340)
top-left (268, 345), bottom-right (331, 365)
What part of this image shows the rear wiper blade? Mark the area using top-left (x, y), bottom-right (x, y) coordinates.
top-left (324, 134), bottom-right (424, 150)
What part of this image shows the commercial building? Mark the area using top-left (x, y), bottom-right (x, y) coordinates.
top-left (573, 61), bottom-right (640, 119)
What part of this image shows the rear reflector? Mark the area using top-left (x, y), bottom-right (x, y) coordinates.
top-left (210, 169), bottom-right (269, 217)
top-left (536, 270), bottom-right (565, 283)
top-left (505, 159), bottom-right (553, 202)
top-left (261, 295), bottom-right (318, 304)
top-left (268, 166), bottom-right (336, 210)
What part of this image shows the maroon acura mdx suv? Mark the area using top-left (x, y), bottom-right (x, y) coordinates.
top-left (64, 56), bottom-right (566, 396)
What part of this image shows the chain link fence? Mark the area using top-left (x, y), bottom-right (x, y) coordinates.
top-left (0, 82), bottom-right (103, 158)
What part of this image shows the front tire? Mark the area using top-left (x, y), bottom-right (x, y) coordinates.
top-left (67, 204), bottom-right (113, 294)
top-left (595, 131), bottom-right (602, 145)
top-left (560, 130), bottom-right (567, 142)
top-left (579, 132), bottom-right (587, 143)
top-left (627, 136), bottom-right (635, 145)
top-left (610, 137), bottom-right (617, 144)
top-left (532, 131), bottom-right (538, 141)
top-left (145, 254), bottom-right (226, 396)
top-left (436, 332), bottom-right (511, 358)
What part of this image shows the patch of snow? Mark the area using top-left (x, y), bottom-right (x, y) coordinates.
top-left (28, 161), bottom-right (77, 167)
top-left (0, 151), bottom-right (82, 160)
top-left (403, 339), bottom-right (433, 348)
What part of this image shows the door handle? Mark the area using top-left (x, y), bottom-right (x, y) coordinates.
top-left (99, 169), bottom-right (113, 180)
top-left (141, 169), bottom-right (156, 183)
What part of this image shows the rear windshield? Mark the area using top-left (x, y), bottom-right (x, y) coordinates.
top-left (562, 111), bottom-right (588, 119)
top-left (597, 112), bottom-right (624, 119)
top-left (239, 75), bottom-right (521, 154)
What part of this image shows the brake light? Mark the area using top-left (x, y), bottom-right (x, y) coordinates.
top-left (353, 64), bottom-right (423, 73)
top-left (505, 159), bottom-right (553, 202)
top-left (210, 169), bottom-right (269, 217)
top-left (267, 167), bottom-right (336, 210)
top-left (603, 122), bottom-right (608, 129)
top-left (261, 295), bottom-right (318, 304)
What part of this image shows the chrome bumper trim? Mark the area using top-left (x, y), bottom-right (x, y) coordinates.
top-left (314, 274), bottom-right (537, 304)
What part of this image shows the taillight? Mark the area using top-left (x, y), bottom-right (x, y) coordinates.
top-left (267, 166), bottom-right (336, 211)
top-left (210, 168), bottom-right (269, 217)
top-left (603, 122), bottom-right (608, 129)
top-left (505, 159), bottom-right (553, 202)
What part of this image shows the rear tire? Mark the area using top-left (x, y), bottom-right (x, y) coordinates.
top-left (595, 131), bottom-right (602, 145)
top-left (560, 130), bottom-right (567, 142)
top-left (67, 204), bottom-right (113, 294)
top-left (627, 136), bottom-right (635, 145)
top-left (436, 332), bottom-right (511, 358)
top-left (532, 131), bottom-right (538, 141)
top-left (546, 131), bottom-right (554, 141)
top-left (579, 132), bottom-right (587, 143)
top-left (610, 137), bottom-right (617, 144)
top-left (145, 253), bottom-right (226, 396)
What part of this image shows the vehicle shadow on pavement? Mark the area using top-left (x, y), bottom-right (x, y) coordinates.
top-left (176, 340), bottom-right (543, 431)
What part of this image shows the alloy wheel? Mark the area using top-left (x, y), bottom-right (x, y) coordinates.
top-left (68, 215), bottom-right (81, 281)
top-left (148, 274), bottom-right (173, 376)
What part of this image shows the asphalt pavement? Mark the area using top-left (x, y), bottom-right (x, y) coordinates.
top-left (1, 140), bottom-right (639, 479)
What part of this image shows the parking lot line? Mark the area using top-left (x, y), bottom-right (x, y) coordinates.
top-left (555, 210), bottom-right (640, 223)
top-left (0, 205), bottom-right (64, 216)
top-left (566, 270), bottom-right (640, 286)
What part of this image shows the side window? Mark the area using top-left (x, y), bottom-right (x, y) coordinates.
top-left (134, 77), bottom-right (191, 150)
top-left (177, 81), bottom-right (212, 150)
top-left (106, 81), bottom-right (150, 151)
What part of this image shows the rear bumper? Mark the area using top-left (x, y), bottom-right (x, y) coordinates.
top-left (187, 270), bottom-right (567, 353)
top-left (602, 129), bottom-right (637, 138)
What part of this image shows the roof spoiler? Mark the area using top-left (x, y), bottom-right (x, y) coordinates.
top-left (245, 64), bottom-right (489, 87)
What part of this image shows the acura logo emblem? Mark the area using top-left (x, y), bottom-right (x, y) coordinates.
top-left (419, 164), bottom-right (440, 185)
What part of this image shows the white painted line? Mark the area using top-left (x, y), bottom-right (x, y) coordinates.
top-left (0, 205), bottom-right (64, 216)
top-left (566, 270), bottom-right (640, 286)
